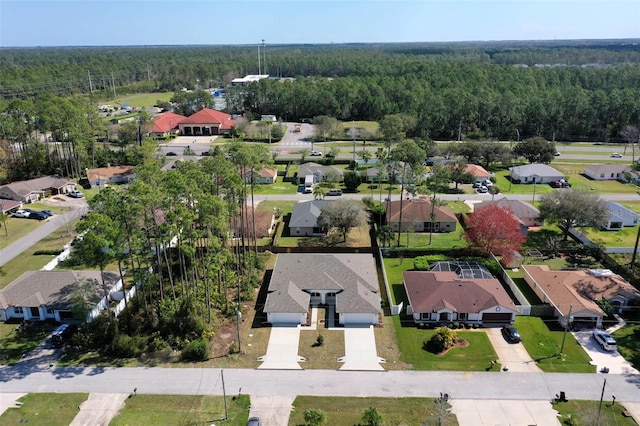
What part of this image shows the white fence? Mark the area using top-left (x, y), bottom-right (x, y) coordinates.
top-left (490, 253), bottom-right (531, 316)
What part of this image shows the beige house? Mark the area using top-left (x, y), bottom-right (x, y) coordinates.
top-left (0, 176), bottom-right (76, 203)
top-left (86, 165), bottom-right (135, 188)
top-left (386, 197), bottom-right (458, 233)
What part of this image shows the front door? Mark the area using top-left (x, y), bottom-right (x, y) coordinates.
top-left (439, 312), bottom-right (448, 321)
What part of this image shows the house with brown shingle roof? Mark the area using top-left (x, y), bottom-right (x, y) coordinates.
top-left (86, 165), bottom-right (135, 188)
top-left (0, 176), bottom-right (76, 203)
top-left (241, 167), bottom-right (277, 184)
top-left (177, 108), bottom-right (235, 136)
top-left (229, 208), bottom-right (275, 239)
top-left (403, 268), bottom-right (518, 326)
top-left (385, 196), bottom-right (457, 233)
top-left (474, 198), bottom-right (541, 235)
top-left (523, 265), bottom-right (640, 328)
top-left (0, 199), bottom-right (22, 214)
top-left (464, 164), bottom-right (491, 179)
top-left (149, 112), bottom-right (186, 137)
top-left (0, 270), bottom-right (121, 322)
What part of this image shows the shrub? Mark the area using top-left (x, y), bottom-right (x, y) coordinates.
top-left (425, 327), bottom-right (459, 353)
top-left (414, 256), bottom-right (431, 270)
top-left (110, 334), bottom-right (146, 358)
top-left (362, 406), bottom-right (383, 426)
top-left (316, 335), bottom-right (324, 346)
top-left (181, 339), bottom-right (210, 361)
top-left (33, 249), bottom-right (63, 256)
top-left (304, 408), bottom-right (328, 426)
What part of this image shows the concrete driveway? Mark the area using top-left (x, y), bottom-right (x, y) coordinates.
top-left (248, 395), bottom-right (295, 426)
top-left (258, 325), bottom-right (305, 370)
top-left (485, 328), bottom-right (541, 373)
top-left (338, 325), bottom-right (385, 371)
top-left (450, 399), bottom-right (561, 426)
top-left (572, 330), bottom-right (639, 375)
top-left (70, 393), bottom-right (129, 426)
top-left (0, 393), bottom-right (26, 416)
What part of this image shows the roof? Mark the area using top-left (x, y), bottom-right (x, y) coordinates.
top-left (86, 165), bottom-right (135, 182)
top-left (523, 265), bottom-right (618, 318)
top-left (0, 199), bottom-right (22, 213)
top-left (509, 164), bottom-right (564, 178)
top-left (229, 208), bottom-right (274, 238)
top-left (180, 108), bottom-right (232, 125)
top-left (464, 164), bottom-right (491, 178)
top-left (605, 201), bottom-right (640, 219)
top-left (242, 166), bottom-right (277, 179)
top-left (298, 162), bottom-right (344, 178)
top-left (403, 270), bottom-right (518, 314)
top-left (289, 200), bottom-right (332, 228)
top-left (0, 176), bottom-right (73, 199)
top-left (264, 254), bottom-right (380, 315)
top-left (0, 270), bottom-right (120, 311)
top-left (151, 112), bottom-right (186, 133)
top-left (475, 198), bottom-right (540, 221)
top-left (584, 164), bottom-right (631, 175)
top-left (365, 161), bottom-right (409, 178)
top-left (385, 196), bottom-right (457, 224)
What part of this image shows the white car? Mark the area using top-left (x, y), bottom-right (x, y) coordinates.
top-left (12, 209), bottom-right (30, 218)
top-left (593, 330), bottom-right (617, 351)
top-left (67, 189), bottom-right (84, 198)
top-left (611, 153), bottom-right (623, 158)
top-left (310, 151), bottom-right (322, 157)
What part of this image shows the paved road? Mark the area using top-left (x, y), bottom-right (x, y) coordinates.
top-left (1, 366), bottom-right (638, 403)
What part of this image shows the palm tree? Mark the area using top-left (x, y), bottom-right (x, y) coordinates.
top-left (313, 186), bottom-right (325, 200)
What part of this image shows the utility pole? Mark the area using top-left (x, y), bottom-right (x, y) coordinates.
top-left (87, 70), bottom-right (94, 94)
top-left (352, 121), bottom-right (356, 162)
top-left (262, 39), bottom-right (266, 74)
top-left (221, 370), bottom-right (228, 420)
top-left (596, 378), bottom-right (607, 426)
top-left (257, 42), bottom-right (261, 75)
top-left (110, 72), bottom-right (117, 99)
top-left (560, 305), bottom-right (572, 356)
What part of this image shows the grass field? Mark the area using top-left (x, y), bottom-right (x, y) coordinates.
top-left (110, 394), bottom-right (250, 426)
top-left (0, 202), bottom-right (71, 249)
top-left (289, 396), bottom-right (457, 426)
top-left (0, 393), bottom-right (88, 425)
top-left (110, 92), bottom-right (173, 108)
top-left (553, 399), bottom-right (637, 426)
top-left (612, 324), bottom-right (640, 371)
top-left (298, 317), bottom-right (345, 369)
top-left (0, 321), bottom-right (58, 365)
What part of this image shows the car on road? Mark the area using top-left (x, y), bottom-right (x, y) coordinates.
top-left (554, 152), bottom-right (561, 156)
top-left (11, 209), bottom-right (30, 218)
top-left (611, 153), bottom-right (623, 158)
top-left (502, 325), bottom-right (522, 343)
top-left (67, 190), bottom-right (84, 198)
top-left (165, 151), bottom-right (178, 156)
top-left (324, 152), bottom-right (335, 158)
top-left (593, 330), bottom-right (617, 351)
top-left (326, 189), bottom-right (343, 196)
top-left (310, 151), bottom-right (322, 156)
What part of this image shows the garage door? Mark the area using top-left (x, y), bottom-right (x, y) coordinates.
top-left (482, 313), bottom-right (512, 323)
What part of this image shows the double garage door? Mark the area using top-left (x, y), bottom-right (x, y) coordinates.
top-left (481, 313), bottom-right (512, 324)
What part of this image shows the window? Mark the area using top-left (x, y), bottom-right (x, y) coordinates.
top-left (14, 306), bottom-right (23, 314)
top-left (600, 174), bottom-right (605, 178)
top-left (458, 313), bottom-right (468, 321)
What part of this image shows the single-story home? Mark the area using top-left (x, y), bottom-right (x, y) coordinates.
top-left (0, 270), bottom-right (121, 322)
top-left (297, 162), bottom-right (344, 184)
top-left (403, 263), bottom-right (518, 326)
top-left (229, 208), bottom-right (275, 239)
top-left (364, 161), bottom-right (411, 183)
top-left (0, 199), bottom-right (22, 214)
top-left (584, 164), bottom-right (634, 181)
top-left (385, 196), bottom-right (458, 233)
top-left (149, 112), bottom-right (186, 138)
top-left (604, 201), bottom-right (640, 230)
top-left (86, 165), bottom-right (136, 188)
top-left (509, 164), bottom-right (565, 184)
top-left (464, 164), bottom-right (491, 180)
top-left (289, 200), bottom-right (332, 236)
top-left (177, 108), bottom-right (236, 136)
top-left (0, 176), bottom-right (76, 203)
top-left (522, 265), bottom-right (614, 328)
top-left (475, 198), bottom-right (541, 235)
top-left (263, 253), bottom-right (381, 326)
top-left (241, 167), bottom-right (277, 184)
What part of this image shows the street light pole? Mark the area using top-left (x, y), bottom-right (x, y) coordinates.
top-left (560, 305), bottom-right (572, 356)
top-left (597, 377), bottom-right (607, 426)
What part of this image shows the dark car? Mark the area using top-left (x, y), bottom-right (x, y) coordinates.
top-left (165, 151), bottom-right (178, 156)
top-left (549, 180), bottom-right (571, 188)
top-left (247, 417), bottom-right (261, 426)
top-left (40, 209), bottom-right (54, 217)
top-left (51, 324), bottom-right (78, 348)
top-left (502, 325), bottom-right (521, 343)
top-left (24, 209), bottom-right (47, 220)
top-left (324, 153), bottom-right (336, 158)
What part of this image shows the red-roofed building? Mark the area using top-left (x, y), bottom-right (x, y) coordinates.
top-left (464, 164), bottom-right (491, 179)
top-left (150, 112), bottom-right (186, 138)
top-left (178, 108), bottom-right (236, 136)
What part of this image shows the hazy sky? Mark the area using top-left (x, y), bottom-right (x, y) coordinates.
top-left (1, 0), bottom-right (639, 47)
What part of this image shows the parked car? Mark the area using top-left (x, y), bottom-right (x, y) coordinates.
top-left (67, 190), bottom-right (84, 198)
top-left (310, 151), bottom-right (322, 157)
top-left (501, 325), bottom-right (521, 343)
top-left (611, 153), bottom-right (623, 158)
top-left (593, 330), bottom-right (617, 351)
top-left (550, 180), bottom-right (571, 188)
top-left (26, 210), bottom-right (47, 220)
top-left (247, 417), bottom-right (261, 426)
top-left (326, 189), bottom-right (343, 196)
top-left (476, 186), bottom-right (489, 193)
top-left (473, 178), bottom-right (493, 188)
top-left (40, 209), bottom-right (54, 217)
top-left (11, 209), bottom-right (30, 218)
top-left (51, 324), bottom-right (78, 348)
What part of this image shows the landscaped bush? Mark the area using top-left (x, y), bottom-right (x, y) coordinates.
top-left (110, 334), bottom-right (146, 358)
top-left (424, 327), bottom-right (460, 353)
top-left (181, 339), bottom-right (209, 361)
top-left (33, 249), bottom-right (63, 256)
top-left (414, 256), bottom-right (431, 270)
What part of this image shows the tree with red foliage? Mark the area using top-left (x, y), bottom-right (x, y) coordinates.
top-left (465, 204), bottom-right (525, 262)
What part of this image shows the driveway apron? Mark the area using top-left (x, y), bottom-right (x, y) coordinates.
top-left (572, 331), bottom-right (639, 375)
top-left (486, 328), bottom-right (541, 373)
top-left (338, 325), bottom-right (385, 371)
top-left (0, 393), bottom-right (26, 416)
top-left (258, 325), bottom-right (305, 370)
top-left (70, 393), bottom-right (129, 426)
top-left (248, 395), bottom-right (296, 426)
top-left (450, 399), bottom-right (561, 426)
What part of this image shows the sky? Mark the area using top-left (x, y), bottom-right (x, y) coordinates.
top-left (1, 0), bottom-right (639, 47)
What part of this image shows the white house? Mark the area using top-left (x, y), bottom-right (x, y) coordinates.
top-left (604, 201), bottom-right (640, 230)
top-left (509, 164), bottom-right (565, 184)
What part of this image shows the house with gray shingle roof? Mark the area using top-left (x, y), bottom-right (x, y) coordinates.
top-left (297, 162), bottom-right (343, 184)
top-left (0, 270), bottom-right (121, 322)
top-left (263, 254), bottom-right (381, 326)
top-left (584, 164), bottom-right (633, 181)
top-left (289, 200), bottom-right (332, 236)
top-left (603, 201), bottom-right (640, 230)
top-left (0, 176), bottom-right (76, 203)
top-left (509, 164), bottom-right (564, 184)
top-left (475, 198), bottom-right (541, 235)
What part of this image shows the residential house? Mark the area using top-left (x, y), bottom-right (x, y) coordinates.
top-left (584, 164), bottom-right (632, 181)
top-left (0, 199), bottom-right (22, 215)
top-left (385, 196), bottom-right (458, 233)
top-left (297, 162), bottom-right (343, 184)
top-left (241, 167), bottom-right (277, 184)
top-left (177, 108), bottom-right (236, 136)
top-left (464, 164), bottom-right (491, 180)
top-left (86, 165), bottom-right (135, 188)
top-left (0, 270), bottom-right (121, 322)
top-left (229, 208), bottom-right (275, 239)
top-left (288, 200), bottom-right (332, 236)
top-left (263, 254), bottom-right (381, 326)
top-left (474, 198), bottom-right (541, 235)
top-left (603, 201), bottom-right (640, 230)
top-left (403, 262), bottom-right (518, 326)
top-left (364, 161), bottom-right (411, 183)
top-left (149, 112), bottom-right (186, 138)
top-left (509, 164), bottom-right (565, 184)
top-left (0, 176), bottom-right (76, 203)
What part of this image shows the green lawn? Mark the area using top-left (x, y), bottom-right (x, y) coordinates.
top-left (612, 324), bottom-right (640, 371)
top-left (390, 226), bottom-right (467, 250)
top-left (553, 399), bottom-right (637, 426)
top-left (341, 120), bottom-right (380, 134)
top-left (0, 393), bottom-right (87, 425)
top-left (110, 92), bottom-right (173, 108)
top-left (110, 394), bottom-right (250, 426)
top-left (492, 170), bottom-right (555, 196)
top-left (289, 396), bottom-right (457, 426)
top-left (0, 202), bottom-right (71, 249)
top-left (256, 200), bottom-right (297, 216)
top-left (250, 182), bottom-right (299, 195)
top-left (298, 324), bottom-right (345, 369)
top-left (515, 316), bottom-right (595, 373)
top-left (0, 321), bottom-right (58, 365)
top-left (581, 226), bottom-right (640, 247)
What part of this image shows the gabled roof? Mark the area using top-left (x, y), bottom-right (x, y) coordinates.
top-left (464, 164), bottom-right (491, 178)
top-left (289, 200), bottom-right (332, 228)
top-left (298, 162), bottom-right (344, 177)
top-left (264, 254), bottom-right (380, 315)
top-left (476, 198), bottom-right (540, 221)
top-left (86, 165), bottom-right (135, 182)
top-left (510, 163), bottom-right (564, 178)
top-left (151, 112), bottom-right (186, 133)
top-left (0, 176), bottom-right (73, 198)
top-left (0, 199), bottom-right (21, 213)
top-left (585, 164), bottom-right (631, 175)
top-left (0, 270), bottom-right (120, 311)
top-left (241, 166), bottom-right (277, 179)
top-left (403, 270), bottom-right (517, 314)
top-left (229, 208), bottom-right (274, 238)
top-left (605, 201), bottom-right (640, 219)
top-left (386, 196), bottom-right (457, 224)
top-left (365, 161), bottom-right (409, 178)
top-left (180, 108), bottom-right (232, 125)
